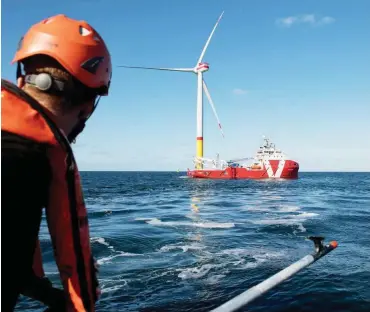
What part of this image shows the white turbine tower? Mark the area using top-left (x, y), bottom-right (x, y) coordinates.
top-left (118, 11), bottom-right (225, 169)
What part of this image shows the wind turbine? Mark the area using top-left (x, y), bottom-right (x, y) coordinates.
top-left (118, 11), bottom-right (225, 169)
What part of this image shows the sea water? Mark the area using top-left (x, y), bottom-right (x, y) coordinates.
top-left (16, 172), bottom-right (370, 311)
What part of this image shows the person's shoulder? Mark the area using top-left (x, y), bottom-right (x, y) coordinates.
top-left (1, 131), bottom-right (51, 177)
top-left (1, 131), bottom-right (52, 209)
top-left (2, 130), bottom-right (52, 187)
top-left (2, 130), bottom-right (49, 156)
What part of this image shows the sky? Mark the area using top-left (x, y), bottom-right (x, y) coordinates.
top-left (2, 0), bottom-right (370, 171)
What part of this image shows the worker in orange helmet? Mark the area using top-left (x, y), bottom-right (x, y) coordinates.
top-left (1, 14), bottom-right (112, 311)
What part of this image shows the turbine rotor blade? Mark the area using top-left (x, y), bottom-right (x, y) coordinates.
top-left (203, 79), bottom-right (225, 138)
top-left (117, 65), bottom-right (193, 72)
top-left (196, 11), bottom-right (224, 65)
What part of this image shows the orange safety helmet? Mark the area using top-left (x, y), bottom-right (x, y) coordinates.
top-left (12, 14), bottom-right (112, 95)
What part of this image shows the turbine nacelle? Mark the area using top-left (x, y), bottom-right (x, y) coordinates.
top-left (194, 62), bottom-right (210, 73)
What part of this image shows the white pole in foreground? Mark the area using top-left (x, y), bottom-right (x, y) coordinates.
top-left (210, 237), bottom-right (338, 312)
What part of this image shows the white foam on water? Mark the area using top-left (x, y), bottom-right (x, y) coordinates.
top-left (100, 278), bottom-right (128, 294)
top-left (252, 211), bottom-right (318, 225)
top-left (220, 248), bottom-right (283, 261)
top-left (296, 223), bottom-right (307, 233)
top-left (145, 218), bottom-right (235, 229)
top-left (230, 249), bottom-right (282, 270)
top-left (91, 236), bottom-right (142, 265)
top-left (267, 195), bottom-right (283, 200)
top-left (135, 217), bottom-right (156, 221)
top-left (175, 247), bottom-right (284, 281)
top-left (205, 274), bottom-right (226, 285)
top-left (297, 212), bottom-right (319, 218)
top-left (159, 243), bottom-right (205, 253)
top-left (252, 251), bottom-right (283, 261)
top-left (254, 219), bottom-right (299, 225)
top-left (91, 237), bottom-right (118, 252)
top-left (97, 251), bottom-right (141, 265)
top-left (220, 248), bottom-right (252, 257)
top-left (91, 237), bottom-right (110, 247)
top-left (177, 263), bottom-right (222, 280)
top-left (245, 206), bottom-right (271, 212)
top-left (246, 205), bottom-right (301, 213)
top-left (101, 284), bottom-right (126, 294)
top-left (277, 205), bottom-right (301, 212)
top-left (218, 248), bottom-right (284, 270)
top-left (149, 270), bottom-right (173, 280)
top-left (251, 211), bottom-right (319, 233)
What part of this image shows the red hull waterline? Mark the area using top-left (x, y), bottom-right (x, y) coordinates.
top-left (187, 160), bottom-right (299, 180)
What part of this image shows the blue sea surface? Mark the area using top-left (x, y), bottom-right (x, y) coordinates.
top-left (16, 172), bottom-right (370, 311)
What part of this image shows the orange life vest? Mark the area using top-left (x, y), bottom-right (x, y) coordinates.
top-left (1, 79), bottom-right (97, 312)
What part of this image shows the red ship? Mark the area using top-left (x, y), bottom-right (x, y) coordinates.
top-left (187, 137), bottom-right (299, 180)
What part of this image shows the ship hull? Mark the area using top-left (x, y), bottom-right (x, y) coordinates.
top-left (187, 160), bottom-right (299, 180)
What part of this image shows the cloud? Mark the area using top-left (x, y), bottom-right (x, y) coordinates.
top-left (232, 88), bottom-right (248, 95)
top-left (276, 14), bottom-right (335, 28)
